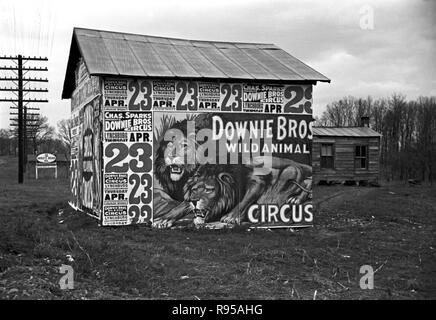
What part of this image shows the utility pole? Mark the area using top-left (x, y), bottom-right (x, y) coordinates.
top-left (24, 106), bottom-right (27, 166)
top-left (0, 55), bottom-right (48, 183)
top-left (18, 55), bottom-right (23, 182)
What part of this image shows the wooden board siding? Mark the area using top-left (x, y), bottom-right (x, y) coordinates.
top-left (313, 136), bottom-right (380, 182)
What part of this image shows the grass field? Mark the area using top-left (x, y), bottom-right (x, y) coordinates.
top-left (0, 155), bottom-right (435, 300)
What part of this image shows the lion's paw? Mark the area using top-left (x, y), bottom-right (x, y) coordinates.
top-left (287, 191), bottom-right (312, 205)
top-left (152, 219), bottom-right (175, 229)
top-left (287, 196), bottom-right (302, 205)
top-left (220, 212), bottom-right (241, 225)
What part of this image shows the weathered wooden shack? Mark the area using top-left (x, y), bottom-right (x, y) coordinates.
top-left (312, 119), bottom-right (381, 184)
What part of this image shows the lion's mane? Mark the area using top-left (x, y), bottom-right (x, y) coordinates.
top-left (155, 119), bottom-right (192, 201)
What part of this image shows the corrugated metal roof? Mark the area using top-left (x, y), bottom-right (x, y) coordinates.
top-left (313, 127), bottom-right (382, 137)
top-left (62, 27), bottom-right (330, 98)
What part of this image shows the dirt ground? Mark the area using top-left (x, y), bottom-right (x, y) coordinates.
top-left (0, 155), bottom-right (435, 299)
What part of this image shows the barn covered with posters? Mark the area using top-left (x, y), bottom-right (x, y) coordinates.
top-left (62, 27), bottom-right (330, 228)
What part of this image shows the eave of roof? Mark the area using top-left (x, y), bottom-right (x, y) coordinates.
top-left (313, 126), bottom-right (382, 138)
top-left (62, 27), bottom-right (330, 99)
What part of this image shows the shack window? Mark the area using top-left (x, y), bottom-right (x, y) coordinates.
top-left (355, 145), bottom-right (368, 169)
top-left (321, 144), bottom-right (334, 169)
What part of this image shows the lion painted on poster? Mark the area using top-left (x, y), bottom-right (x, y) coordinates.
top-left (153, 159), bottom-right (313, 228)
top-left (152, 114), bottom-right (313, 227)
top-left (154, 118), bottom-right (198, 202)
top-left (219, 156), bottom-right (313, 224)
top-left (184, 165), bottom-right (241, 225)
top-left (153, 165), bottom-right (244, 227)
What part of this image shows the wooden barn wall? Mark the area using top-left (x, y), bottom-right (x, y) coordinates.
top-left (69, 60), bottom-right (103, 219)
top-left (312, 136), bottom-right (380, 182)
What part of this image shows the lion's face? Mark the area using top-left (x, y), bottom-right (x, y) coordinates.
top-left (162, 130), bottom-right (197, 182)
top-left (183, 165), bottom-right (238, 224)
top-left (186, 176), bottom-right (218, 222)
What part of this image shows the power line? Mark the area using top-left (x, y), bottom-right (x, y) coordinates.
top-left (0, 77), bottom-right (48, 82)
top-left (0, 56), bottom-right (48, 61)
top-left (0, 66), bottom-right (48, 71)
top-left (10, 106), bottom-right (40, 110)
top-left (0, 88), bottom-right (48, 92)
top-left (0, 99), bottom-right (49, 103)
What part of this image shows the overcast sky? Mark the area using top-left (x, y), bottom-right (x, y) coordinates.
top-left (0, 0), bottom-right (435, 130)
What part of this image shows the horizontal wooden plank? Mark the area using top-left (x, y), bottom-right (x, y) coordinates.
top-left (314, 172), bottom-right (379, 177)
top-left (313, 141), bottom-right (380, 145)
top-left (315, 170), bottom-right (380, 174)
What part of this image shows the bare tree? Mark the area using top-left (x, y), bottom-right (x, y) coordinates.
top-left (57, 119), bottom-right (72, 157)
top-left (0, 129), bottom-right (14, 156)
top-left (11, 115), bottom-right (55, 154)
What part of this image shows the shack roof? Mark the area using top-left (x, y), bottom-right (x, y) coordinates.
top-left (62, 27), bottom-right (330, 98)
top-left (313, 127), bottom-right (382, 138)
